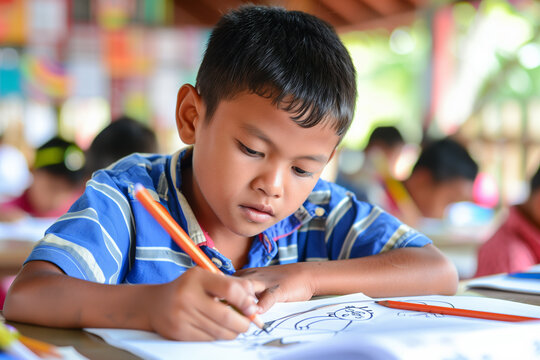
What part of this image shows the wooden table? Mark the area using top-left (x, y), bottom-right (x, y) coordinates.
top-left (0, 239), bottom-right (34, 277)
top-left (1, 316), bottom-right (140, 360)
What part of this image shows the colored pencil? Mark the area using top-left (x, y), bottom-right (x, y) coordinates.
top-left (18, 335), bottom-right (61, 358)
top-left (508, 272), bottom-right (540, 279)
top-left (1, 323), bottom-right (44, 360)
top-left (134, 183), bottom-right (268, 332)
top-left (376, 300), bottom-right (540, 322)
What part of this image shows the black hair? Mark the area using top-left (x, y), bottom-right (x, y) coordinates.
top-left (86, 116), bottom-right (158, 176)
top-left (412, 137), bottom-right (478, 183)
top-left (195, 5), bottom-right (357, 137)
top-left (531, 165), bottom-right (540, 192)
top-left (34, 136), bottom-right (85, 185)
top-left (367, 126), bottom-right (404, 148)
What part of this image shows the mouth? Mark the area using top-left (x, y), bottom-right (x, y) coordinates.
top-left (240, 203), bottom-right (275, 223)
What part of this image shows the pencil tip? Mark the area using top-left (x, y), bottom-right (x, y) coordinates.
top-left (262, 323), bottom-right (270, 333)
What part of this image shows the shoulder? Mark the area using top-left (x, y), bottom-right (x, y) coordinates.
top-left (90, 153), bottom-right (170, 189)
top-left (305, 178), bottom-right (373, 216)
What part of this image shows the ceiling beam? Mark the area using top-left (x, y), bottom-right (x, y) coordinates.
top-left (360, 0), bottom-right (413, 15)
top-left (318, 0), bottom-right (379, 24)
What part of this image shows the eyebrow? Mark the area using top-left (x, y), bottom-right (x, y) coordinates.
top-left (240, 123), bottom-right (329, 164)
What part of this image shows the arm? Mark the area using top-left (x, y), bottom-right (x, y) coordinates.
top-left (4, 261), bottom-right (262, 341)
top-left (236, 244), bottom-right (458, 312)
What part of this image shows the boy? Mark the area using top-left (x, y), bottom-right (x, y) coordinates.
top-left (475, 164), bottom-right (540, 276)
top-left (84, 115), bottom-right (158, 180)
top-left (336, 125), bottom-right (405, 203)
top-left (4, 5), bottom-right (457, 341)
top-left (373, 137), bottom-right (478, 227)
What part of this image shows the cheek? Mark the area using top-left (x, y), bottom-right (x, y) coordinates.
top-left (283, 178), bottom-right (319, 211)
top-left (194, 144), bottom-right (246, 197)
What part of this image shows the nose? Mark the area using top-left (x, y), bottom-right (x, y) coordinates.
top-left (252, 165), bottom-right (284, 198)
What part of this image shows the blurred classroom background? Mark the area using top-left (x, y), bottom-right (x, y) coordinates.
top-left (1, 0), bottom-right (540, 279)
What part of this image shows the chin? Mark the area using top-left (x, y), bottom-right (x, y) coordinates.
top-left (233, 221), bottom-right (272, 238)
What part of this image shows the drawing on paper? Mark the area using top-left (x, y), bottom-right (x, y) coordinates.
top-left (218, 298), bottom-right (457, 348)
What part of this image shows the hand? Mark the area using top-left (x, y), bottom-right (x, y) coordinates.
top-left (146, 266), bottom-right (264, 341)
top-left (234, 263), bottom-right (316, 313)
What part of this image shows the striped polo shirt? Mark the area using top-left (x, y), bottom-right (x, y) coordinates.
top-left (26, 148), bottom-right (431, 284)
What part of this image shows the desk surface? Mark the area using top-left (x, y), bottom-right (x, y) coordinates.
top-left (2, 315), bottom-right (140, 360)
top-left (3, 285), bottom-right (539, 360)
top-left (0, 239), bottom-right (34, 277)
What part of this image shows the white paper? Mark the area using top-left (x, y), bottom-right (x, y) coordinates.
top-left (86, 293), bottom-right (540, 360)
top-left (270, 321), bottom-right (540, 360)
top-left (467, 264), bottom-right (540, 295)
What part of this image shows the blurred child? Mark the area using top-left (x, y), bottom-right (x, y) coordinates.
top-left (336, 125), bottom-right (405, 203)
top-left (0, 136), bottom-right (85, 221)
top-left (367, 137), bottom-right (478, 227)
top-left (85, 115), bottom-right (158, 179)
top-left (5, 5), bottom-right (457, 341)
top-left (475, 165), bottom-right (540, 276)
top-left (0, 136), bottom-right (85, 309)
top-left (398, 137), bottom-right (479, 223)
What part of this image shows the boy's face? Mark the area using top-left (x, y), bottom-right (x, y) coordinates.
top-left (420, 178), bottom-right (474, 218)
top-left (28, 170), bottom-right (81, 216)
top-left (187, 92), bottom-right (340, 237)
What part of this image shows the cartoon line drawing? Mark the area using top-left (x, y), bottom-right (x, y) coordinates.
top-left (251, 300), bottom-right (374, 337)
top-left (294, 305), bottom-right (374, 331)
top-left (220, 298), bottom-right (458, 349)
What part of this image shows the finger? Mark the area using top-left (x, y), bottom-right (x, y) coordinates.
top-left (191, 320), bottom-right (236, 341)
top-left (256, 287), bottom-right (279, 313)
top-left (202, 275), bottom-right (259, 317)
top-left (199, 300), bottom-right (252, 339)
top-left (168, 320), bottom-right (215, 342)
top-left (186, 295), bottom-right (251, 339)
top-left (167, 296), bottom-right (248, 341)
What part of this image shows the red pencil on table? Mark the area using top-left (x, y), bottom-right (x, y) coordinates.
top-left (376, 300), bottom-right (540, 322)
top-left (134, 183), bottom-right (268, 332)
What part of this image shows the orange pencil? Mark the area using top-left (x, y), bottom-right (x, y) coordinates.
top-left (18, 334), bottom-right (61, 358)
top-left (134, 183), bottom-right (268, 332)
top-left (376, 300), bottom-right (540, 322)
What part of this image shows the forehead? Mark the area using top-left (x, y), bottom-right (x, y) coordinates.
top-left (210, 92), bottom-right (340, 151)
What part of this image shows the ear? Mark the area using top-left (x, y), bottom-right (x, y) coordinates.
top-left (175, 84), bottom-right (204, 145)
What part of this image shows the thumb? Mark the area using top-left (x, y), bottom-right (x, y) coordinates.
top-left (255, 286), bottom-right (280, 313)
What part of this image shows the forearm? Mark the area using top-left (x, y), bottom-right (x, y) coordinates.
top-left (4, 261), bottom-right (155, 330)
top-left (309, 244), bottom-right (458, 297)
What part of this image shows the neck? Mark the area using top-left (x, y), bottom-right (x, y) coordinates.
top-left (180, 155), bottom-right (252, 268)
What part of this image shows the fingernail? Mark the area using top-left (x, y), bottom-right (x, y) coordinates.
top-left (245, 304), bottom-right (257, 316)
top-left (251, 295), bottom-right (259, 304)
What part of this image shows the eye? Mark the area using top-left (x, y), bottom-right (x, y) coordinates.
top-left (237, 141), bottom-right (263, 157)
top-left (292, 166), bottom-right (313, 178)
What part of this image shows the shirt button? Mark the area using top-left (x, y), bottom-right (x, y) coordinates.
top-left (315, 207), bottom-right (325, 216)
top-left (211, 257), bottom-right (222, 268)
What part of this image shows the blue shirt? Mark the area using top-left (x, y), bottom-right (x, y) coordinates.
top-left (26, 148), bottom-right (431, 284)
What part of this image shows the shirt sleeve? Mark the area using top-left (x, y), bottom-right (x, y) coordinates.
top-left (324, 185), bottom-right (432, 260)
top-left (25, 168), bottom-right (136, 284)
